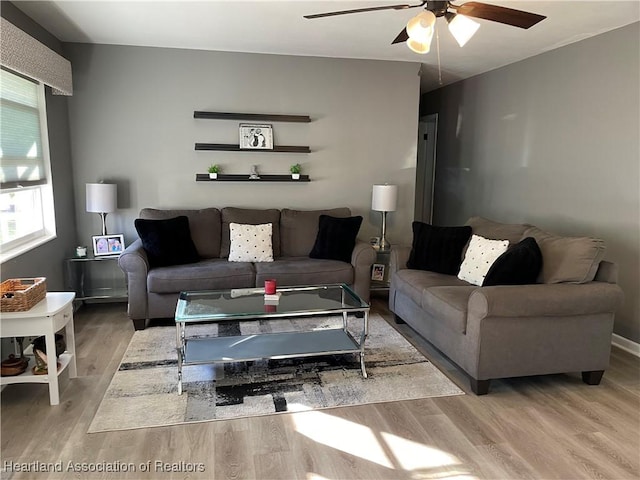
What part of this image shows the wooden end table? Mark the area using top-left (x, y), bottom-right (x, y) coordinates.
top-left (0, 292), bottom-right (77, 405)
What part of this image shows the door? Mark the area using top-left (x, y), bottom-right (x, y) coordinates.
top-left (414, 113), bottom-right (438, 223)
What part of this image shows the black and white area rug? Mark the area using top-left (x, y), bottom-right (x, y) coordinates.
top-left (88, 314), bottom-right (464, 432)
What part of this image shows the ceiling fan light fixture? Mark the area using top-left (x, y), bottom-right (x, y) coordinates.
top-left (406, 38), bottom-right (431, 54)
top-left (406, 10), bottom-right (436, 42)
top-left (446, 13), bottom-right (480, 47)
top-left (406, 10), bottom-right (436, 54)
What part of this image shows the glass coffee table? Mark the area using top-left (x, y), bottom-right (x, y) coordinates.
top-left (174, 284), bottom-right (370, 394)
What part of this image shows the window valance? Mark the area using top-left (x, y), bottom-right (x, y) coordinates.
top-left (0, 18), bottom-right (72, 96)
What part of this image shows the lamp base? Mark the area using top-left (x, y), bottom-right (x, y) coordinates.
top-left (98, 212), bottom-right (109, 236)
top-left (379, 211), bottom-right (391, 251)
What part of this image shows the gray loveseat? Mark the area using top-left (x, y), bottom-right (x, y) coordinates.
top-left (119, 207), bottom-right (376, 330)
top-left (389, 216), bottom-right (624, 395)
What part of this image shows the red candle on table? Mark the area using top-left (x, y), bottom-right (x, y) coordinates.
top-left (264, 279), bottom-right (277, 295)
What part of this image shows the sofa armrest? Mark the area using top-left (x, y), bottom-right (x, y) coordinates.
top-left (118, 239), bottom-right (149, 274)
top-left (463, 282), bottom-right (624, 381)
top-left (351, 240), bottom-right (376, 267)
top-left (118, 239), bottom-right (150, 320)
top-left (468, 282), bottom-right (624, 319)
top-left (350, 241), bottom-right (376, 302)
top-left (390, 246), bottom-right (412, 274)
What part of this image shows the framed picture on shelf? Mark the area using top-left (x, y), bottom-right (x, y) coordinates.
top-left (371, 263), bottom-right (385, 282)
top-left (92, 234), bottom-right (125, 257)
top-left (239, 124), bottom-right (273, 150)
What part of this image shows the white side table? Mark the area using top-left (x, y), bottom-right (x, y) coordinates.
top-left (0, 292), bottom-right (77, 405)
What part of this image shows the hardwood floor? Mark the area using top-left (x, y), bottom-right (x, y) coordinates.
top-left (1, 299), bottom-right (638, 480)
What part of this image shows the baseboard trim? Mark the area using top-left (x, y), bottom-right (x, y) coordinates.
top-left (612, 334), bottom-right (640, 357)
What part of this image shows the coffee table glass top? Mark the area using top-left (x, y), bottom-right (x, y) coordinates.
top-left (175, 283), bottom-right (368, 323)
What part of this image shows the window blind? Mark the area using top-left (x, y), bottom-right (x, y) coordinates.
top-left (0, 69), bottom-right (46, 188)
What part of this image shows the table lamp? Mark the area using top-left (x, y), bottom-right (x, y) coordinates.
top-left (371, 184), bottom-right (398, 251)
top-left (86, 182), bottom-right (117, 235)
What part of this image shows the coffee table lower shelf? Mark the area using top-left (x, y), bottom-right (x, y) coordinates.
top-left (178, 329), bottom-right (366, 394)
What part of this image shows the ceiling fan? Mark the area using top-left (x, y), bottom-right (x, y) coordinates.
top-left (304, 1), bottom-right (546, 53)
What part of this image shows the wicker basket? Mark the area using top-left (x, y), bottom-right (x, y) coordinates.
top-left (0, 277), bottom-right (47, 312)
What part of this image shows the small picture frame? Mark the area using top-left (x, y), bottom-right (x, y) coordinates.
top-left (369, 236), bottom-right (381, 250)
top-left (371, 263), bottom-right (385, 282)
top-left (92, 234), bottom-right (125, 257)
top-left (239, 123), bottom-right (273, 150)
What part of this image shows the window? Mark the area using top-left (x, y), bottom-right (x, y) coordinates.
top-left (0, 68), bottom-right (56, 262)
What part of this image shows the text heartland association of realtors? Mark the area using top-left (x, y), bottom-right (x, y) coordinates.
top-left (2, 460), bottom-right (206, 473)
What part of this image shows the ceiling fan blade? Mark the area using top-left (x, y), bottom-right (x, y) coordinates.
top-left (455, 1), bottom-right (546, 29)
top-left (391, 28), bottom-right (409, 44)
top-left (304, 2), bottom-right (424, 19)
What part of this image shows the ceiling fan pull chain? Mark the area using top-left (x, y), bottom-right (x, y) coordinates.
top-left (436, 23), bottom-right (442, 85)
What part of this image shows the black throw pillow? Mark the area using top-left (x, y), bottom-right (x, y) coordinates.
top-left (134, 216), bottom-right (200, 268)
top-left (309, 215), bottom-right (363, 263)
top-left (483, 237), bottom-right (542, 286)
top-left (407, 222), bottom-right (472, 275)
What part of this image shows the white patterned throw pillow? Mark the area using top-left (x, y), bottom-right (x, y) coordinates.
top-left (228, 223), bottom-right (274, 262)
top-left (458, 234), bottom-right (509, 286)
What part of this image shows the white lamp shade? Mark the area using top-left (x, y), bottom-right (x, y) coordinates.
top-left (448, 14), bottom-right (480, 47)
top-left (407, 38), bottom-right (432, 54)
top-left (372, 184), bottom-right (398, 212)
top-left (406, 11), bottom-right (435, 54)
top-left (406, 11), bottom-right (436, 42)
top-left (86, 183), bottom-right (117, 213)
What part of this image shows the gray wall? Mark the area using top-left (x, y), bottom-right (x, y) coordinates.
top-left (0, 2), bottom-right (76, 290)
top-left (63, 44), bottom-right (420, 249)
top-left (421, 23), bottom-right (640, 343)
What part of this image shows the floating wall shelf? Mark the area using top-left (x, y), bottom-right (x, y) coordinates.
top-left (193, 111), bottom-right (311, 123)
top-left (196, 174), bottom-right (310, 183)
top-left (195, 143), bottom-right (310, 153)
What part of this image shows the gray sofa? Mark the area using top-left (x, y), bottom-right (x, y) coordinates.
top-left (389, 216), bottom-right (624, 395)
top-left (119, 207), bottom-right (376, 330)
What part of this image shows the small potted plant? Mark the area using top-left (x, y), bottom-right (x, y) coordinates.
top-left (208, 164), bottom-right (219, 179)
top-left (290, 163), bottom-right (301, 180)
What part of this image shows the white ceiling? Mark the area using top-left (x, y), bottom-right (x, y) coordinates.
top-left (13, 0), bottom-right (640, 92)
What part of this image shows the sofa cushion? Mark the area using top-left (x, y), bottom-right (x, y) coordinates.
top-left (254, 257), bottom-right (353, 286)
top-left (421, 286), bottom-right (477, 334)
top-left (134, 216), bottom-right (200, 268)
top-left (393, 269), bottom-right (471, 306)
top-left (458, 235), bottom-right (509, 286)
top-left (221, 208), bottom-right (281, 258)
top-left (465, 216), bottom-right (531, 244)
top-left (228, 223), bottom-right (274, 262)
top-left (407, 222), bottom-right (472, 275)
top-left (280, 208), bottom-right (351, 257)
top-left (523, 226), bottom-right (606, 284)
top-left (309, 215), bottom-right (363, 263)
top-left (483, 237), bottom-right (543, 286)
top-left (147, 259), bottom-right (255, 293)
top-left (139, 208), bottom-right (221, 259)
